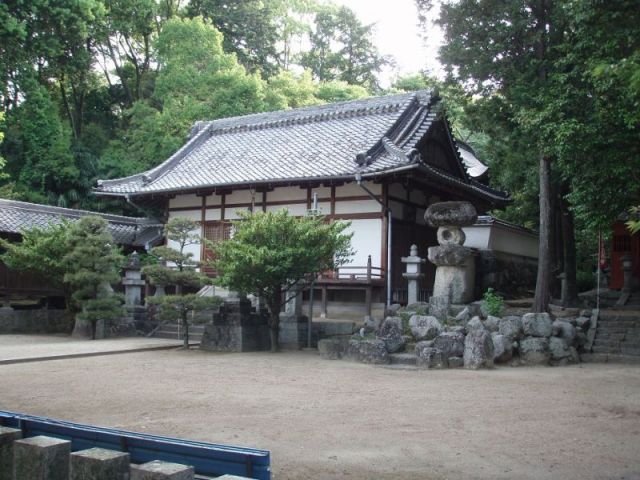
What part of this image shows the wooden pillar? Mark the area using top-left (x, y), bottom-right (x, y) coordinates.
top-left (321, 286), bottom-right (328, 318)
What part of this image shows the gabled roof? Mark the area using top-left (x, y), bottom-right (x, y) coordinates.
top-left (95, 90), bottom-right (508, 206)
top-left (0, 199), bottom-right (163, 248)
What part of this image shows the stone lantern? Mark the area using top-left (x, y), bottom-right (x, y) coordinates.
top-left (402, 244), bottom-right (426, 305)
top-left (425, 201), bottom-right (478, 305)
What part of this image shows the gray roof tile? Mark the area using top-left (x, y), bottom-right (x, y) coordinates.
top-left (95, 90), bottom-right (508, 204)
top-left (0, 199), bottom-right (163, 247)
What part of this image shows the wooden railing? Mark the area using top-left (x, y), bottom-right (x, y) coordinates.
top-left (316, 256), bottom-right (385, 284)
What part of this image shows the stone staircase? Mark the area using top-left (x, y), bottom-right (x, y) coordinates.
top-left (152, 322), bottom-right (206, 344)
top-left (592, 310), bottom-right (640, 357)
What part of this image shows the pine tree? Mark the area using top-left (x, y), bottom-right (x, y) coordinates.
top-left (63, 216), bottom-right (125, 339)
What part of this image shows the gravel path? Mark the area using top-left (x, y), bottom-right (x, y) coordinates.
top-left (1, 349), bottom-right (639, 479)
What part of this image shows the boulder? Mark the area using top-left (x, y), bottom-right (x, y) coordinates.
top-left (318, 338), bottom-right (347, 360)
top-left (448, 356), bottom-right (464, 368)
top-left (522, 313), bottom-right (553, 338)
top-left (428, 296), bottom-right (450, 321)
top-left (424, 201), bottom-right (478, 228)
top-left (463, 326), bottom-right (494, 369)
top-left (491, 333), bottom-right (513, 363)
top-left (409, 315), bottom-right (443, 341)
top-left (405, 302), bottom-right (429, 312)
top-left (380, 316), bottom-right (403, 332)
top-left (576, 316), bottom-right (591, 331)
top-left (498, 316), bottom-right (524, 341)
top-left (433, 331), bottom-right (465, 359)
top-left (454, 306), bottom-right (471, 324)
top-left (519, 337), bottom-right (550, 365)
top-left (575, 331), bottom-right (587, 350)
top-left (552, 320), bottom-right (576, 344)
top-left (415, 343), bottom-right (444, 369)
top-left (466, 316), bottom-right (485, 333)
top-left (447, 325), bottom-right (466, 334)
top-left (549, 336), bottom-right (573, 361)
top-left (484, 315), bottom-right (501, 332)
top-left (377, 319), bottom-right (405, 353)
top-left (384, 303), bottom-right (402, 317)
top-left (345, 339), bottom-right (390, 364)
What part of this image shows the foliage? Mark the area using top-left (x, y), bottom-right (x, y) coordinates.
top-left (627, 207), bottom-right (640, 235)
top-left (144, 217), bottom-right (220, 348)
top-left (212, 209), bottom-right (353, 351)
top-left (62, 216), bottom-right (125, 339)
top-left (482, 288), bottom-right (503, 317)
top-left (0, 220), bottom-right (71, 291)
top-left (299, 3), bottom-right (389, 91)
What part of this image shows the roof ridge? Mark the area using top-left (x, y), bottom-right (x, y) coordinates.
top-left (205, 91), bottom-right (421, 136)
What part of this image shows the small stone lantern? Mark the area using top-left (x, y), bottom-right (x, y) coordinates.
top-left (402, 245), bottom-right (426, 305)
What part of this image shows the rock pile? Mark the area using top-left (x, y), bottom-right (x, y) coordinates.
top-left (318, 304), bottom-right (594, 369)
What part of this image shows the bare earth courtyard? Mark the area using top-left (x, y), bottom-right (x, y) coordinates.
top-left (1, 341), bottom-right (639, 479)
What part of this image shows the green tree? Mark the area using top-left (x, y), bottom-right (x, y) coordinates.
top-left (300, 3), bottom-right (389, 91)
top-left (145, 218), bottom-right (221, 349)
top-left (3, 80), bottom-right (81, 206)
top-left (101, 16), bottom-right (267, 175)
top-left (0, 221), bottom-right (71, 302)
top-left (212, 210), bottom-right (352, 352)
top-left (62, 216), bottom-right (125, 339)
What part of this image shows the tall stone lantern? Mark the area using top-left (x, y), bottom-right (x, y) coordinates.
top-left (425, 201), bottom-right (478, 304)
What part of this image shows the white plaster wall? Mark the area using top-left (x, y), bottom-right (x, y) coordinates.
top-left (206, 194), bottom-right (222, 206)
top-left (345, 219), bottom-right (382, 272)
top-left (462, 226), bottom-right (491, 250)
top-left (336, 181), bottom-right (381, 197)
top-left (268, 186), bottom-right (307, 202)
top-left (335, 199), bottom-right (381, 214)
top-left (169, 194), bottom-right (200, 209)
top-left (204, 208), bottom-right (222, 221)
top-left (226, 189), bottom-right (254, 205)
top-left (167, 210), bottom-right (201, 263)
top-left (168, 209), bottom-right (200, 221)
top-left (265, 203), bottom-right (307, 216)
top-left (226, 206), bottom-right (252, 220)
top-left (462, 225), bottom-right (539, 258)
top-left (310, 186), bottom-right (332, 199)
top-left (489, 227), bottom-right (539, 258)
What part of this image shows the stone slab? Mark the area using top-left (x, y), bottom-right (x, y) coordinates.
top-left (14, 435), bottom-right (71, 480)
top-left (70, 447), bottom-right (130, 480)
top-left (0, 426), bottom-right (22, 478)
top-left (130, 460), bottom-right (194, 479)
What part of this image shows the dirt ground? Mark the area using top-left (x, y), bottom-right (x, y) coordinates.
top-left (1, 349), bottom-right (639, 480)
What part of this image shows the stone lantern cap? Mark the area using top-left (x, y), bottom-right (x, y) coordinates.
top-left (425, 201), bottom-right (478, 228)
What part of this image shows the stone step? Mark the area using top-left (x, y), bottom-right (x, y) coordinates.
top-left (156, 324), bottom-right (206, 333)
top-left (153, 331), bottom-right (203, 342)
top-left (389, 353), bottom-right (417, 366)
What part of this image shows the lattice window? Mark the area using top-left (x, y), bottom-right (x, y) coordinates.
top-left (202, 221), bottom-right (232, 274)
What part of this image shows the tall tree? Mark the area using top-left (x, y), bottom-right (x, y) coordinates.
top-left (426, 0), bottom-right (569, 311)
top-left (300, 3), bottom-right (389, 90)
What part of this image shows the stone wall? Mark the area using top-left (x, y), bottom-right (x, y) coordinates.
top-left (0, 308), bottom-right (72, 335)
top-left (200, 299), bottom-right (270, 352)
top-left (476, 250), bottom-right (538, 297)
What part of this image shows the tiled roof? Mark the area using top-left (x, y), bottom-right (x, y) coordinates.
top-left (0, 199), bottom-right (163, 248)
top-left (95, 90), bottom-right (508, 204)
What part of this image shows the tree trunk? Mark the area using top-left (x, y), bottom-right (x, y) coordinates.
top-left (534, 154), bottom-right (552, 312)
top-left (182, 310), bottom-right (189, 349)
top-left (267, 289), bottom-right (282, 352)
top-left (560, 191), bottom-right (579, 306)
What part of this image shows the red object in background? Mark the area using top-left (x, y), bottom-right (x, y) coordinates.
top-left (610, 221), bottom-right (640, 289)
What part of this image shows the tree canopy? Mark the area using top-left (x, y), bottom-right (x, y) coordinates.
top-left (0, 1), bottom-right (389, 211)
top-left (212, 210), bottom-right (352, 351)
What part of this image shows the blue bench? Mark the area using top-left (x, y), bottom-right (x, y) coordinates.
top-left (0, 410), bottom-right (270, 479)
